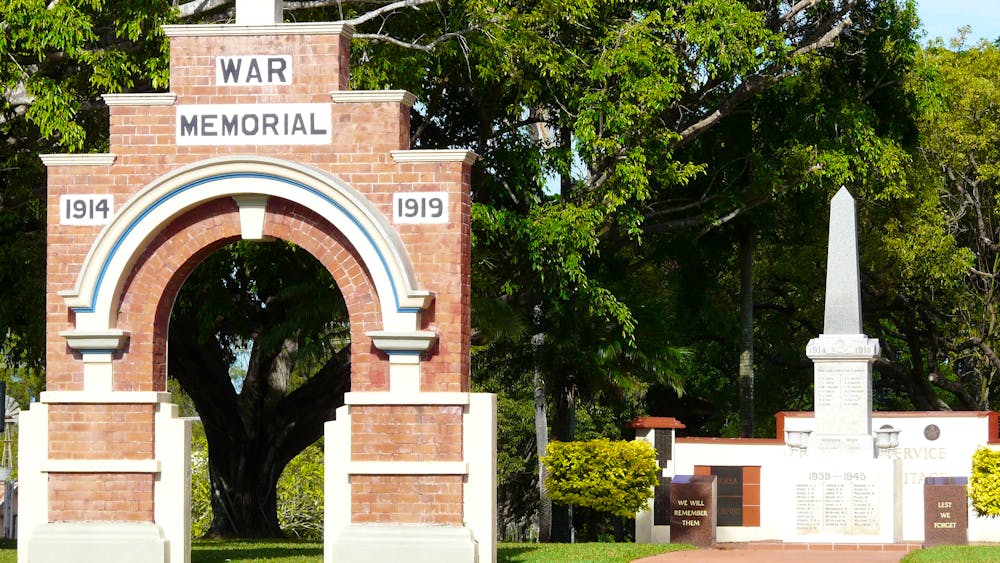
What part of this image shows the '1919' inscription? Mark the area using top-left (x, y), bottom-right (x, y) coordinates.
top-left (393, 193), bottom-right (449, 224)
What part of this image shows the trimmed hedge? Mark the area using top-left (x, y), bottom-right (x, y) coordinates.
top-left (970, 446), bottom-right (1000, 517)
top-left (542, 438), bottom-right (658, 518)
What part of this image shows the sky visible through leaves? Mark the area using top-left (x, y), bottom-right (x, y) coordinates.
top-left (917, 0), bottom-right (1000, 43)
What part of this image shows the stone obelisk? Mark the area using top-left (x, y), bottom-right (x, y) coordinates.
top-left (788, 188), bottom-right (900, 545)
top-left (806, 187), bottom-right (880, 458)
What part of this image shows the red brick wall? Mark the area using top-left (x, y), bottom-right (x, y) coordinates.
top-left (48, 404), bottom-right (154, 460)
top-left (49, 473), bottom-right (154, 522)
top-left (351, 406), bottom-right (464, 461)
top-left (351, 475), bottom-right (464, 525)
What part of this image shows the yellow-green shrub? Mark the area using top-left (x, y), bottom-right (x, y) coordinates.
top-left (542, 438), bottom-right (658, 518)
top-left (971, 446), bottom-right (1000, 517)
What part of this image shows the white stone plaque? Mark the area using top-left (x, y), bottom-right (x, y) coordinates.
top-left (392, 192), bottom-right (449, 224)
top-left (176, 103), bottom-right (331, 145)
top-left (812, 360), bottom-right (872, 438)
top-left (786, 458), bottom-right (901, 543)
top-left (59, 195), bottom-right (114, 225)
top-left (216, 55), bottom-right (292, 85)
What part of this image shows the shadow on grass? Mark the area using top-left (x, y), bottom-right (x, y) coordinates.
top-left (192, 540), bottom-right (322, 563)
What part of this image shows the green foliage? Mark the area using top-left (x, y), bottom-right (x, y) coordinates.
top-left (190, 427), bottom-right (212, 538)
top-left (190, 423), bottom-right (325, 540)
top-left (276, 441), bottom-right (325, 540)
top-left (0, 0), bottom-right (175, 368)
top-left (542, 439), bottom-right (658, 519)
top-left (970, 447), bottom-right (1000, 518)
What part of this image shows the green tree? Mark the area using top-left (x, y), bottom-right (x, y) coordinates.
top-left (864, 38), bottom-right (1000, 410)
top-left (169, 240), bottom-right (350, 537)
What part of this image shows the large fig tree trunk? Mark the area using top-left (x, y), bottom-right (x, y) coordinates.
top-left (169, 313), bottom-right (351, 538)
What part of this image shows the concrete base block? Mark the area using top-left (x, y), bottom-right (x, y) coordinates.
top-left (328, 525), bottom-right (477, 563)
top-left (27, 522), bottom-right (166, 563)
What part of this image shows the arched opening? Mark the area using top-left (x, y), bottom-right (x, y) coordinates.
top-left (168, 238), bottom-right (345, 539)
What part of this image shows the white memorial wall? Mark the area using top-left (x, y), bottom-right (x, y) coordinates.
top-left (668, 412), bottom-right (1000, 543)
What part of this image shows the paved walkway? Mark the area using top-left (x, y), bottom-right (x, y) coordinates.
top-left (634, 543), bottom-right (920, 563)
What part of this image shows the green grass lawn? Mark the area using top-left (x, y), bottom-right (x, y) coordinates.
top-left (0, 539), bottom-right (689, 563)
top-left (900, 545), bottom-right (1000, 562)
top-left (7, 540), bottom-right (1000, 562)
top-left (498, 542), bottom-right (691, 562)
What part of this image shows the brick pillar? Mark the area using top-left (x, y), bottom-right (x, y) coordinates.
top-left (631, 417), bottom-right (686, 544)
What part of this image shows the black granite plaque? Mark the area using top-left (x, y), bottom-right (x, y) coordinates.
top-left (717, 497), bottom-right (743, 527)
top-left (654, 429), bottom-right (672, 467)
top-left (669, 475), bottom-right (717, 548)
top-left (924, 476), bottom-right (968, 547)
top-left (711, 466), bottom-right (743, 526)
top-left (653, 475), bottom-right (671, 526)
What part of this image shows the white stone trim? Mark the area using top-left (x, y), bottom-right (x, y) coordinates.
top-left (325, 410), bottom-right (352, 559)
top-left (102, 93), bottom-right (176, 106)
top-left (58, 156), bottom-right (431, 334)
top-left (153, 402), bottom-right (192, 563)
top-left (387, 356), bottom-right (421, 394)
top-left (330, 90), bottom-right (416, 107)
top-left (18, 404), bottom-right (48, 563)
top-left (365, 330), bottom-right (437, 352)
top-left (463, 393), bottom-right (497, 563)
top-left (26, 522), bottom-right (168, 563)
top-left (162, 22), bottom-right (354, 38)
top-left (807, 334), bottom-right (881, 360)
top-left (344, 392), bottom-right (471, 406)
top-left (232, 194), bottom-right (269, 240)
top-left (42, 459), bottom-right (161, 473)
top-left (390, 150), bottom-right (478, 165)
top-left (40, 391), bottom-right (172, 404)
top-left (328, 525), bottom-right (476, 563)
top-left (347, 461), bottom-right (468, 475)
top-left (60, 330), bottom-right (129, 351)
top-left (236, 0), bottom-right (281, 24)
top-left (81, 353), bottom-right (114, 393)
top-left (39, 154), bottom-right (116, 167)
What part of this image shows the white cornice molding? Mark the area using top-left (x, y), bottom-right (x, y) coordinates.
top-left (59, 330), bottom-right (130, 352)
top-left (102, 93), bottom-right (176, 106)
top-left (40, 391), bottom-right (172, 404)
top-left (391, 149), bottom-right (478, 165)
top-left (348, 461), bottom-right (468, 475)
top-left (344, 392), bottom-right (470, 406)
top-left (365, 330), bottom-right (438, 353)
top-left (331, 90), bottom-right (416, 107)
top-left (43, 459), bottom-right (161, 473)
top-left (162, 22), bottom-right (354, 38)
top-left (39, 154), bottom-right (116, 167)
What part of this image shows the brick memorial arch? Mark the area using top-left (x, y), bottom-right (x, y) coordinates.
top-left (18, 3), bottom-right (497, 563)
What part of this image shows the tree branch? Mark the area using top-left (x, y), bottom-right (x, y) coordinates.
top-left (345, 0), bottom-right (433, 26)
top-left (177, 0), bottom-right (231, 18)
